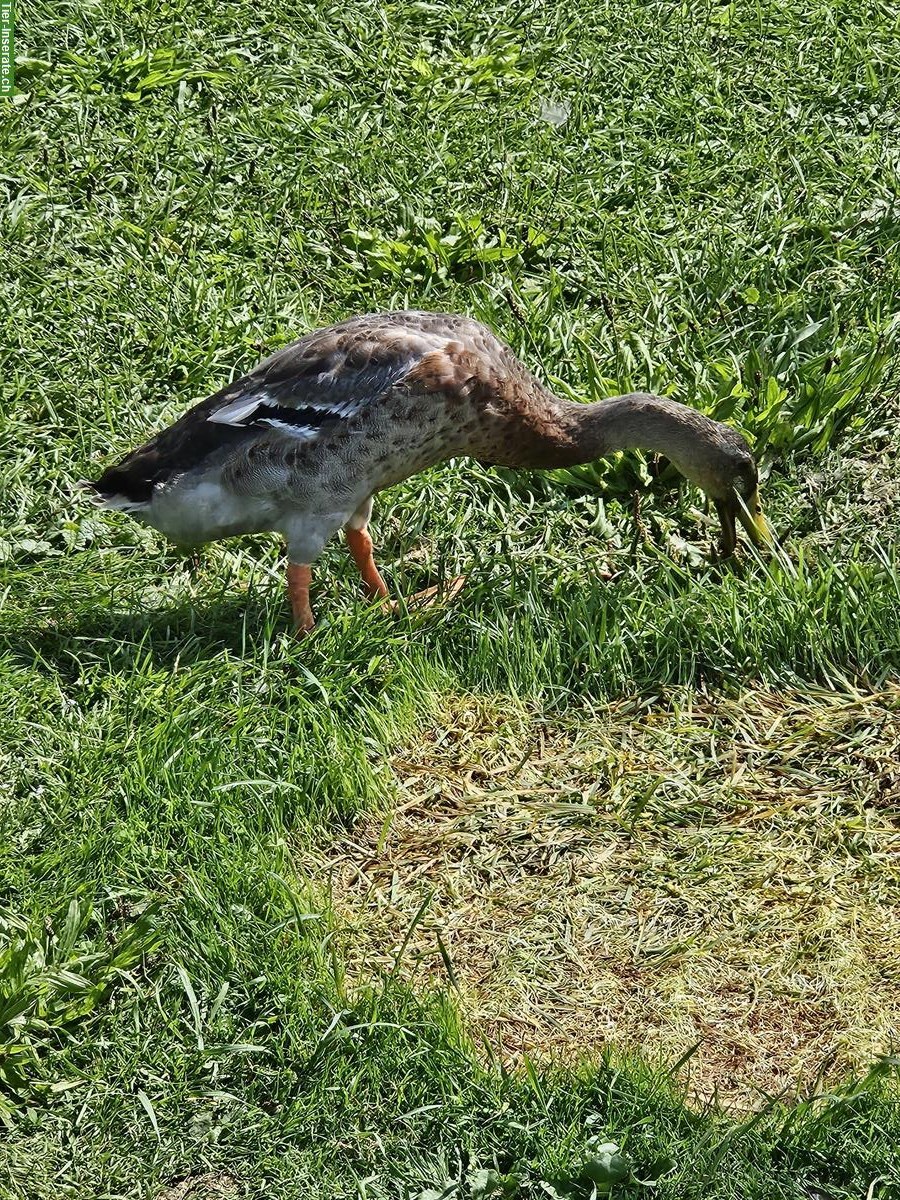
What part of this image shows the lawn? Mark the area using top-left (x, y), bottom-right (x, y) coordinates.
top-left (2, 0), bottom-right (900, 1196)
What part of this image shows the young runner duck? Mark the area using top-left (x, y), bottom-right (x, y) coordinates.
top-left (86, 310), bottom-right (770, 633)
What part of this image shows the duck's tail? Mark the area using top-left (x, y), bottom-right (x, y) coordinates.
top-left (77, 477), bottom-right (150, 514)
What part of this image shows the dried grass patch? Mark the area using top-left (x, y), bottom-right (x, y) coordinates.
top-left (157, 1174), bottom-right (239, 1200)
top-left (306, 686), bottom-right (900, 1107)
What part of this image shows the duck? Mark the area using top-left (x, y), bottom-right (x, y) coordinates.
top-left (85, 309), bottom-right (770, 634)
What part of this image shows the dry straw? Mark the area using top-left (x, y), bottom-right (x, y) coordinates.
top-left (306, 685), bottom-right (900, 1109)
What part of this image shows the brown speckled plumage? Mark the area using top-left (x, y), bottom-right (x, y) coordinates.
top-left (88, 310), bottom-right (769, 632)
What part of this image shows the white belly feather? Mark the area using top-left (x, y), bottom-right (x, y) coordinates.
top-left (141, 477), bottom-right (281, 545)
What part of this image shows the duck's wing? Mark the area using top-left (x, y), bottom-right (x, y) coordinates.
top-left (91, 317), bottom-right (451, 503)
top-left (205, 310), bottom-right (489, 438)
top-left (205, 328), bottom-right (422, 441)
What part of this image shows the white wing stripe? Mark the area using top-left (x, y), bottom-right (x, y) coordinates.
top-left (208, 389), bottom-right (364, 428)
top-left (256, 418), bottom-right (319, 439)
top-left (208, 396), bottom-right (267, 425)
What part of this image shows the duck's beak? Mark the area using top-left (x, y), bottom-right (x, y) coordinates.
top-left (736, 488), bottom-right (772, 547)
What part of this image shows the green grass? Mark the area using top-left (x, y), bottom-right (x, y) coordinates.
top-left (3, 0), bottom-right (900, 1196)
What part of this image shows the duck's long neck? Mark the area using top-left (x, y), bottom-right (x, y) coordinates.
top-left (559, 393), bottom-right (712, 463)
top-left (538, 392), bottom-right (723, 480)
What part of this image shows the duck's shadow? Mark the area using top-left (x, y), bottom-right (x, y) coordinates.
top-left (6, 544), bottom-right (744, 683)
top-left (6, 572), bottom-right (462, 681)
top-left (6, 591), bottom-right (293, 679)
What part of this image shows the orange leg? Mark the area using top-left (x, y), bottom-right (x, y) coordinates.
top-left (344, 526), bottom-right (389, 601)
top-left (286, 562), bottom-right (315, 635)
top-left (344, 513), bottom-right (466, 615)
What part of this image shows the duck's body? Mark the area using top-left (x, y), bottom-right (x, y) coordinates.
top-left (89, 310), bottom-right (769, 631)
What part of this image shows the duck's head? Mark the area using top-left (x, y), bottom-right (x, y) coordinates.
top-left (570, 393), bottom-right (772, 558)
top-left (647, 408), bottom-right (770, 557)
top-left (709, 453), bottom-right (771, 557)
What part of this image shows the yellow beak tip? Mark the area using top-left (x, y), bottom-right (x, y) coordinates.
top-left (753, 514), bottom-right (773, 545)
top-left (740, 490), bottom-right (773, 547)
